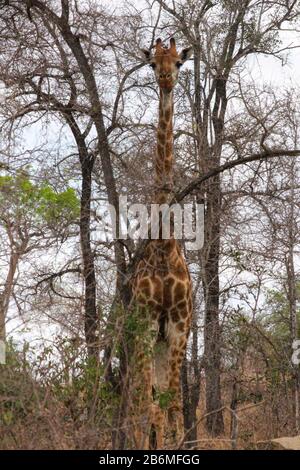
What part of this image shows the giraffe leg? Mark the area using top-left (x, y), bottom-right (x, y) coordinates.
top-left (152, 339), bottom-right (169, 448)
top-left (166, 329), bottom-right (188, 446)
top-left (150, 403), bottom-right (165, 449)
top-left (132, 356), bottom-right (153, 449)
top-left (131, 318), bottom-right (158, 449)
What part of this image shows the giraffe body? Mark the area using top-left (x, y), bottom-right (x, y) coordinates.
top-left (130, 38), bottom-right (193, 449)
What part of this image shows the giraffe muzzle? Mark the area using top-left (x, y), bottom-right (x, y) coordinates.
top-left (159, 79), bottom-right (173, 92)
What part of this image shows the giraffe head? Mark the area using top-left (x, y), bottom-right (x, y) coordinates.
top-left (141, 38), bottom-right (192, 92)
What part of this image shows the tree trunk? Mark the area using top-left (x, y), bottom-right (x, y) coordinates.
top-left (182, 356), bottom-right (193, 444)
top-left (0, 243), bottom-right (22, 342)
top-left (230, 380), bottom-right (239, 449)
top-left (202, 175), bottom-right (224, 435)
top-left (80, 155), bottom-right (98, 359)
top-left (182, 308), bottom-right (202, 447)
top-left (63, 110), bottom-right (99, 360)
top-left (0, 305), bottom-right (5, 343)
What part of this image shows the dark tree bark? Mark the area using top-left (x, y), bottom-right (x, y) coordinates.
top-left (181, 357), bottom-right (193, 442)
top-left (201, 177), bottom-right (224, 436)
top-left (80, 156), bottom-right (97, 359)
top-left (62, 114), bottom-right (98, 360)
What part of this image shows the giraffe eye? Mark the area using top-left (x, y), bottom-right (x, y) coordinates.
top-left (176, 61), bottom-right (182, 68)
top-left (150, 63), bottom-right (156, 69)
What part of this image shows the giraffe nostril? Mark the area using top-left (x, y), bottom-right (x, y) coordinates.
top-left (159, 74), bottom-right (164, 79)
top-left (166, 73), bottom-right (171, 79)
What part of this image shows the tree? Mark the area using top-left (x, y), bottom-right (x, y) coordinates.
top-left (0, 170), bottom-right (79, 341)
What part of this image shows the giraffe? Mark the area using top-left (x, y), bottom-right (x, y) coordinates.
top-left (129, 38), bottom-right (193, 449)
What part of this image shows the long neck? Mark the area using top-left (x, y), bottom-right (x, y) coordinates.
top-left (154, 89), bottom-right (174, 205)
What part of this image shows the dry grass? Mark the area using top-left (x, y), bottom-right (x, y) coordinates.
top-left (0, 345), bottom-right (297, 450)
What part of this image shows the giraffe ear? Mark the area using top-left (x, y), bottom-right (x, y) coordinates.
top-left (179, 47), bottom-right (193, 63)
top-left (140, 48), bottom-right (152, 63)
